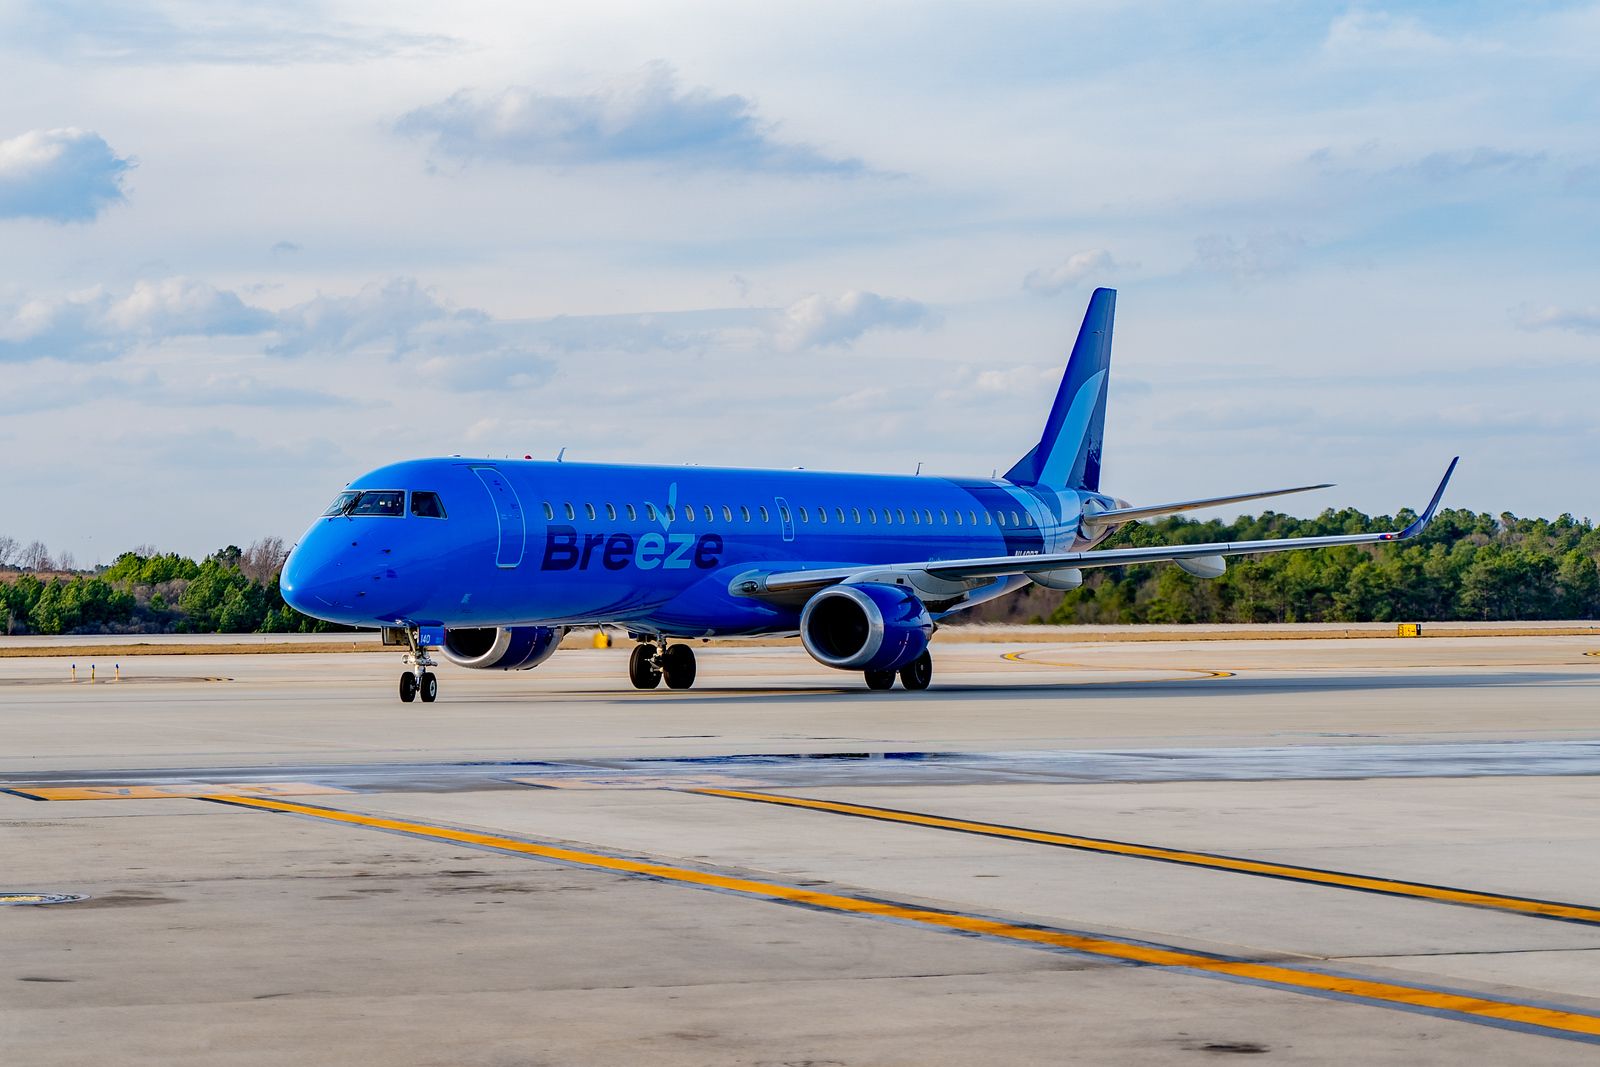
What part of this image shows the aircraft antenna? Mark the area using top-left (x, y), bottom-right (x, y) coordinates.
top-left (556, 447), bottom-right (567, 463)
top-left (915, 462), bottom-right (922, 476)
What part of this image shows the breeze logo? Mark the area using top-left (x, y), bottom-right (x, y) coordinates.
top-left (541, 526), bottom-right (724, 571)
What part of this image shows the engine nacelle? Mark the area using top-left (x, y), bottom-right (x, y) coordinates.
top-left (441, 626), bottom-right (566, 670)
top-left (800, 582), bottom-right (932, 673)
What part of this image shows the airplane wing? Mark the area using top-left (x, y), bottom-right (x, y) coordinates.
top-left (730, 459), bottom-right (1457, 603)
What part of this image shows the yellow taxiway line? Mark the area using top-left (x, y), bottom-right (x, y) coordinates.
top-left (690, 788), bottom-right (1600, 927)
top-left (209, 793), bottom-right (1600, 1043)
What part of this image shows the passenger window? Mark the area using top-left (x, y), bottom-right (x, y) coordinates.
top-left (410, 491), bottom-right (447, 518)
top-left (817, 507), bottom-right (827, 524)
top-left (759, 506), bottom-right (770, 522)
top-left (953, 510), bottom-right (963, 526)
top-left (605, 503), bottom-right (617, 521)
top-left (923, 509), bottom-right (933, 525)
top-left (984, 511), bottom-right (992, 526)
top-left (897, 509), bottom-right (907, 524)
top-left (778, 504), bottom-right (790, 523)
top-left (836, 507), bottom-right (846, 523)
top-left (799, 506), bottom-right (808, 522)
top-left (1011, 511), bottom-right (1021, 527)
top-left (740, 505), bottom-right (751, 521)
top-left (667, 505), bottom-right (676, 521)
top-left (910, 510), bottom-right (920, 525)
top-left (584, 503), bottom-right (596, 521)
top-left (645, 503), bottom-right (656, 520)
top-left (542, 502), bottom-right (554, 521)
top-left (852, 507), bottom-right (862, 523)
top-left (680, 504), bottom-right (692, 524)
top-left (347, 490), bottom-right (405, 517)
top-left (703, 505), bottom-right (713, 522)
top-left (867, 509), bottom-right (876, 524)
top-left (722, 505), bottom-right (732, 522)
top-left (939, 509), bottom-right (948, 525)
top-left (626, 504), bottom-right (637, 521)
top-left (883, 508), bottom-right (893, 525)
top-left (998, 511), bottom-right (1007, 527)
top-left (564, 502), bottom-right (575, 520)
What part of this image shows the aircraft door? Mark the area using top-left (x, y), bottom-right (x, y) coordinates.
top-left (774, 495), bottom-right (795, 542)
top-left (471, 466), bottom-right (526, 568)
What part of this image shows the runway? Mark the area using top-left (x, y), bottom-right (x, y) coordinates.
top-left (5, 634), bottom-right (1600, 1064)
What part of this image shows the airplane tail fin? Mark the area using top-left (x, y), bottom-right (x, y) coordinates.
top-left (1004, 287), bottom-right (1115, 491)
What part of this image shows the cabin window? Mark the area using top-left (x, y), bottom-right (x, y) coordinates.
top-left (1011, 511), bottom-right (1021, 527)
top-left (605, 503), bottom-right (617, 521)
top-left (680, 504), bottom-right (692, 523)
top-left (798, 506), bottom-right (808, 522)
top-left (953, 510), bottom-right (962, 526)
top-left (740, 505), bottom-right (751, 522)
top-left (584, 503), bottom-right (596, 521)
top-left (851, 507), bottom-right (861, 523)
top-left (563, 502), bottom-right (575, 520)
top-left (341, 490), bottom-right (405, 517)
top-left (923, 509), bottom-right (933, 525)
top-left (778, 504), bottom-right (791, 524)
top-left (323, 491), bottom-right (360, 516)
top-left (910, 509), bottom-right (920, 525)
top-left (893, 508), bottom-right (903, 524)
top-left (645, 503), bottom-right (657, 520)
top-left (836, 507), bottom-right (846, 523)
top-left (867, 509), bottom-right (877, 525)
top-left (542, 502), bottom-right (554, 521)
top-left (997, 511), bottom-right (1007, 527)
top-left (759, 506), bottom-right (770, 522)
top-left (722, 505), bottom-right (733, 522)
top-left (626, 504), bottom-right (637, 521)
top-left (984, 511), bottom-right (992, 526)
top-left (939, 509), bottom-right (948, 525)
top-left (410, 491), bottom-right (447, 518)
top-left (703, 505), bottom-right (713, 522)
top-left (666, 505), bottom-right (676, 521)
top-left (817, 506), bottom-right (828, 524)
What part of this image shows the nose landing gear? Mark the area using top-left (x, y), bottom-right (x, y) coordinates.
top-left (629, 638), bottom-right (697, 690)
top-left (397, 625), bottom-right (438, 703)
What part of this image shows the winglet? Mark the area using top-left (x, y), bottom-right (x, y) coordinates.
top-left (1391, 457), bottom-right (1459, 540)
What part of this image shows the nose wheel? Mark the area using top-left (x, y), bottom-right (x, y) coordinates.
top-left (397, 626), bottom-right (439, 703)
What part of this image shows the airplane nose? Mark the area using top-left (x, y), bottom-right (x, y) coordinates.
top-left (280, 538), bottom-right (344, 615)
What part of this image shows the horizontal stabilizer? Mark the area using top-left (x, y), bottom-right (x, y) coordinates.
top-left (1081, 482), bottom-right (1333, 533)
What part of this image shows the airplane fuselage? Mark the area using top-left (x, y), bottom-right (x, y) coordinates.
top-left (281, 457), bottom-right (1117, 636)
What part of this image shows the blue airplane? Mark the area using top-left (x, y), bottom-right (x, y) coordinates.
top-left (280, 288), bottom-right (1458, 702)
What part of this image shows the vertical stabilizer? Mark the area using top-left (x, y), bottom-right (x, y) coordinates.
top-left (1004, 287), bottom-right (1115, 491)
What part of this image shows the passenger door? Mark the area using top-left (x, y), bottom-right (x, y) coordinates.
top-left (471, 466), bottom-right (526, 568)
top-left (774, 496), bottom-right (795, 542)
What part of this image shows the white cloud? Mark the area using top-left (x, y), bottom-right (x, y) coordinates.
top-left (1323, 11), bottom-right (1458, 56)
top-left (0, 127), bottom-right (134, 222)
top-left (0, 278), bottom-right (273, 361)
top-left (1023, 250), bottom-right (1124, 295)
top-left (1515, 304), bottom-right (1600, 335)
top-left (771, 291), bottom-right (934, 351)
top-left (395, 63), bottom-right (865, 174)
top-left (268, 277), bottom-right (466, 357)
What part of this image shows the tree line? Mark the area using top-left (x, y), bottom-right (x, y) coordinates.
top-left (0, 539), bottom-right (341, 635)
top-left (971, 507), bottom-right (1600, 625)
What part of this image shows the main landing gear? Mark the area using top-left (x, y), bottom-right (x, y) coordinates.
top-left (864, 651), bottom-right (933, 692)
top-left (629, 639), bottom-right (697, 690)
top-left (397, 626), bottom-right (438, 704)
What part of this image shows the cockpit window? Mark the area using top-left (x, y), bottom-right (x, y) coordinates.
top-left (346, 490), bottom-right (405, 517)
top-left (410, 491), bottom-right (447, 518)
top-left (323, 491), bottom-right (360, 516)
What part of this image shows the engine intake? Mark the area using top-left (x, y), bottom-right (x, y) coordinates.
top-left (441, 626), bottom-right (565, 670)
top-left (800, 583), bottom-right (932, 673)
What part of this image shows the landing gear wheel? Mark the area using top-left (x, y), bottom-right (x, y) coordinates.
top-left (629, 643), bottom-right (662, 689)
top-left (662, 644), bottom-right (697, 690)
top-left (419, 673), bottom-right (438, 703)
top-left (864, 668), bottom-right (896, 691)
top-left (399, 671), bottom-right (418, 702)
top-left (899, 652), bottom-right (933, 691)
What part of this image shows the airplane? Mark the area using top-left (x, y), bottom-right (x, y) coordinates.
top-left (279, 288), bottom-right (1458, 702)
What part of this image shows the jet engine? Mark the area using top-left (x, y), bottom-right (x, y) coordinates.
top-left (800, 582), bottom-right (933, 673)
top-left (441, 626), bottom-right (566, 670)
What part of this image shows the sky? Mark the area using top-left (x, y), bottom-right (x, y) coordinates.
top-left (2, 0), bottom-right (1597, 564)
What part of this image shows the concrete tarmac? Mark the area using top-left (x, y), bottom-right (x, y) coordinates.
top-left (4, 634), bottom-right (1600, 1064)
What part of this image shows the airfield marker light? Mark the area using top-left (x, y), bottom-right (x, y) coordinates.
top-left (115, 663), bottom-right (121, 682)
top-left (70, 663), bottom-right (76, 683)
top-left (89, 664), bottom-right (95, 684)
